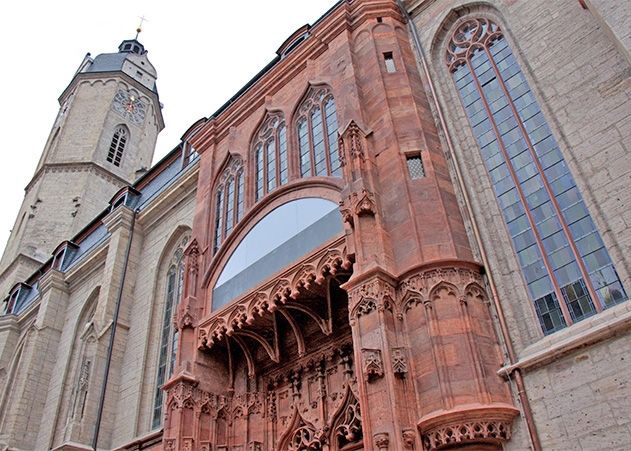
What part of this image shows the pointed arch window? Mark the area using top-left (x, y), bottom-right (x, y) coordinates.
top-left (295, 86), bottom-right (341, 178)
top-left (447, 18), bottom-right (627, 335)
top-left (152, 234), bottom-right (188, 429)
top-left (213, 158), bottom-right (244, 253)
top-left (107, 126), bottom-right (128, 167)
top-left (253, 112), bottom-right (288, 201)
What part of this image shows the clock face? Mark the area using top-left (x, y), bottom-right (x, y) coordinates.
top-left (112, 90), bottom-right (146, 125)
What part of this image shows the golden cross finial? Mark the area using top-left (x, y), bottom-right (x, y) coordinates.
top-left (135, 15), bottom-right (148, 40)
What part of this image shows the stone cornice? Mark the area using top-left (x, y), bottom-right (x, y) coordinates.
top-left (25, 162), bottom-right (128, 194)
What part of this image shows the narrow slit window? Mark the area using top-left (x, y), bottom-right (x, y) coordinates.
top-left (384, 52), bottom-right (396, 73)
top-left (406, 155), bottom-right (425, 179)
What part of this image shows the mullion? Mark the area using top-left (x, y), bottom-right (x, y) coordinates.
top-left (466, 54), bottom-right (573, 328)
top-left (484, 45), bottom-right (602, 313)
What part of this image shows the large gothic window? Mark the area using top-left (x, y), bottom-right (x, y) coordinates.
top-left (107, 126), bottom-right (128, 167)
top-left (213, 157), bottom-right (244, 254)
top-left (253, 112), bottom-right (288, 201)
top-left (447, 18), bottom-right (627, 335)
top-left (152, 235), bottom-right (188, 429)
top-left (295, 86), bottom-right (341, 178)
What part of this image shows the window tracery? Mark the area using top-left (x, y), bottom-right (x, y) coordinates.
top-left (447, 18), bottom-right (627, 335)
top-left (295, 86), bottom-right (341, 178)
top-left (213, 157), bottom-right (244, 254)
top-left (253, 112), bottom-right (288, 201)
top-left (152, 234), bottom-right (189, 429)
top-left (107, 126), bottom-right (128, 167)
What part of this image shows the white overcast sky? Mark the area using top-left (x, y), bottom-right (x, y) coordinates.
top-left (0, 0), bottom-right (336, 254)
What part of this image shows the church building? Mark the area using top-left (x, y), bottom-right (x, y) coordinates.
top-left (0, 1), bottom-right (629, 450)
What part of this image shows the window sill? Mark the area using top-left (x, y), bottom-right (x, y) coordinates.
top-left (499, 300), bottom-right (631, 377)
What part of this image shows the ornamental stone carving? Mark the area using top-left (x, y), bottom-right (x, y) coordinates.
top-left (374, 432), bottom-right (390, 450)
top-left (361, 348), bottom-right (384, 381)
top-left (338, 120), bottom-right (367, 166)
top-left (398, 264), bottom-right (485, 313)
top-left (198, 240), bottom-right (352, 350)
top-left (348, 276), bottom-right (396, 319)
top-left (391, 347), bottom-right (408, 378)
top-left (402, 429), bottom-right (416, 448)
top-left (422, 418), bottom-right (513, 450)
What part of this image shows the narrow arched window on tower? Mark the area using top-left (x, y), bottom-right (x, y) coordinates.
top-left (447, 18), bottom-right (627, 335)
top-left (107, 126), bottom-right (128, 167)
top-left (213, 158), bottom-right (244, 253)
top-left (295, 86), bottom-right (341, 178)
top-left (252, 112), bottom-right (288, 201)
top-left (152, 234), bottom-right (189, 429)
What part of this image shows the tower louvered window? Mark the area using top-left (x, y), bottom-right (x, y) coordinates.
top-left (107, 126), bottom-right (127, 167)
top-left (448, 18), bottom-right (627, 335)
top-left (253, 113), bottom-right (288, 201)
top-left (152, 235), bottom-right (188, 429)
top-left (295, 86), bottom-right (341, 178)
top-left (213, 158), bottom-right (244, 253)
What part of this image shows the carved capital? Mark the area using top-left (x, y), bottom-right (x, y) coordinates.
top-left (361, 348), bottom-right (384, 382)
top-left (374, 432), bottom-right (390, 450)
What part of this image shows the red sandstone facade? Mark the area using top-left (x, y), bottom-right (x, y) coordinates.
top-left (164, 1), bottom-right (518, 449)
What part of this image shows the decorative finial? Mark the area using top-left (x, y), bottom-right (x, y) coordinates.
top-left (135, 15), bottom-right (148, 40)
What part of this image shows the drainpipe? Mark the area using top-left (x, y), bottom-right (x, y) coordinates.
top-left (395, 2), bottom-right (542, 450)
top-left (92, 208), bottom-right (137, 450)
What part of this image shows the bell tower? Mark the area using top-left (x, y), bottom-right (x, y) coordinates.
top-left (0, 37), bottom-right (164, 297)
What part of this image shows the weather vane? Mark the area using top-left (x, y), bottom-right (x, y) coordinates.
top-left (135, 15), bottom-right (148, 40)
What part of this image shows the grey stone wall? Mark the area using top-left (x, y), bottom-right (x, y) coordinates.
top-left (407, 0), bottom-right (631, 448)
